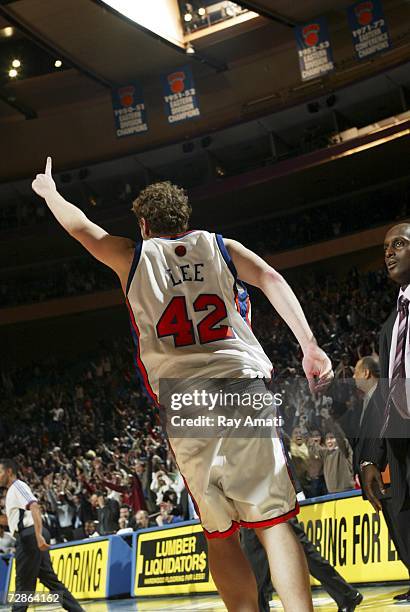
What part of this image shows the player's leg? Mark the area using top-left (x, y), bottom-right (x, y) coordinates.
top-left (207, 531), bottom-right (259, 612)
top-left (240, 527), bottom-right (272, 612)
top-left (255, 521), bottom-right (313, 612)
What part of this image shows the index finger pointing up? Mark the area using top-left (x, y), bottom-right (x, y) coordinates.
top-left (45, 156), bottom-right (52, 176)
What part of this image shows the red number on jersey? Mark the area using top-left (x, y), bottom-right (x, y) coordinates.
top-left (194, 294), bottom-right (234, 344)
top-left (156, 296), bottom-right (195, 347)
top-left (156, 294), bottom-right (233, 347)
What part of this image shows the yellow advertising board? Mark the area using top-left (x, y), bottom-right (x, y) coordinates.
top-left (8, 539), bottom-right (109, 599)
top-left (133, 523), bottom-right (217, 597)
top-left (299, 495), bottom-right (408, 584)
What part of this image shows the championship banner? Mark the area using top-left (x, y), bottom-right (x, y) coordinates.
top-left (295, 17), bottom-right (334, 81)
top-left (299, 494), bottom-right (408, 584)
top-left (132, 522), bottom-right (216, 597)
top-left (347, 0), bottom-right (391, 60)
top-left (161, 66), bottom-right (200, 125)
top-left (111, 83), bottom-right (148, 138)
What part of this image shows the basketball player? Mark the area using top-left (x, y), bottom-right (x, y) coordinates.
top-left (32, 158), bottom-right (333, 612)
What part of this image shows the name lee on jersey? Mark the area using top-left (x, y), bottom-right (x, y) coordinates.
top-left (166, 263), bottom-right (204, 286)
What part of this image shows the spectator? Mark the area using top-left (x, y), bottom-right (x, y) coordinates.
top-left (95, 491), bottom-right (120, 535)
top-left (353, 356), bottom-right (380, 426)
top-left (40, 502), bottom-right (60, 544)
top-left (132, 510), bottom-right (151, 531)
top-left (156, 499), bottom-right (184, 527)
top-left (84, 520), bottom-right (99, 538)
top-left (289, 428), bottom-right (311, 494)
top-left (47, 489), bottom-right (75, 542)
top-left (320, 415), bottom-right (355, 493)
top-left (305, 431), bottom-right (327, 498)
top-left (150, 470), bottom-right (174, 506)
top-left (119, 504), bottom-right (131, 528)
top-left (0, 525), bottom-right (15, 553)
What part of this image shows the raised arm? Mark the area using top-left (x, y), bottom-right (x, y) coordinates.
top-left (225, 238), bottom-right (333, 392)
top-left (32, 157), bottom-right (135, 292)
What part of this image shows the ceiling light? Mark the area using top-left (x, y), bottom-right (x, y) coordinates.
top-left (54, 60), bottom-right (62, 68)
top-left (225, 3), bottom-right (237, 17)
top-left (11, 59), bottom-right (21, 68)
top-left (184, 12), bottom-right (192, 22)
top-left (185, 42), bottom-right (195, 54)
top-left (198, 7), bottom-right (206, 16)
top-left (0, 26), bottom-right (14, 38)
top-left (8, 68), bottom-right (18, 78)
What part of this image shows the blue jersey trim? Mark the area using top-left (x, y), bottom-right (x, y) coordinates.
top-left (126, 241), bottom-right (143, 296)
top-left (216, 234), bottom-right (250, 326)
top-left (236, 280), bottom-right (250, 323)
top-left (215, 234), bottom-right (237, 280)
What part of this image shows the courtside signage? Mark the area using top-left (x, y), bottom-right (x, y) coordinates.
top-left (133, 522), bottom-right (217, 596)
top-left (300, 495), bottom-right (408, 584)
top-left (8, 539), bottom-right (109, 599)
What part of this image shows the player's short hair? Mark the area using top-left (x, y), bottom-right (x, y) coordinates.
top-left (131, 181), bottom-right (192, 235)
top-left (0, 458), bottom-right (18, 474)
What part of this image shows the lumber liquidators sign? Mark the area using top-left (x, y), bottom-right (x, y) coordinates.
top-left (161, 65), bottom-right (200, 124)
top-left (295, 17), bottom-right (334, 81)
top-left (8, 539), bottom-right (109, 599)
top-left (133, 523), bottom-right (216, 596)
top-left (112, 83), bottom-right (148, 138)
top-left (347, 0), bottom-right (391, 60)
top-left (299, 494), bottom-right (408, 584)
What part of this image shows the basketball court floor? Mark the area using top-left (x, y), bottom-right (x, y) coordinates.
top-left (80, 586), bottom-right (410, 610)
top-left (1, 584), bottom-right (407, 611)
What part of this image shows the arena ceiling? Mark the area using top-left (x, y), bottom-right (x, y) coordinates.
top-left (1, 0), bottom-right (401, 115)
top-left (238, 0), bottom-right (352, 24)
top-left (1, 0), bottom-right (410, 180)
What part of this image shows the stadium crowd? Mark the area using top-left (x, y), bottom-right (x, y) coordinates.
top-left (0, 264), bottom-right (396, 547)
top-left (1, 175), bottom-right (409, 307)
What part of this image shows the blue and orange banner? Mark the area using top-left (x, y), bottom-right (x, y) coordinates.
top-left (112, 82), bottom-right (148, 138)
top-left (161, 65), bottom-right (200, 125)
top-left (295, 17), bottom-right (334, 81)
top-left (347, 0), bottom-right (390, 60)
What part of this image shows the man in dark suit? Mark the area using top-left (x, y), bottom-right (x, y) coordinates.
top-left (95, 491), bottom-right (120, 535)
top-left (359, 223), bottom-right (410, 602)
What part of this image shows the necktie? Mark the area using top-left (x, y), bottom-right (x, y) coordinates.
top-left (391, 296), bottom-right (409, 381)
top-left (381, 296), bottom-right (409, 435)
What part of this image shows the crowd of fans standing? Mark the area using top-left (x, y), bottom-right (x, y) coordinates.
top-left (0, 264), bottom-right (396, 549)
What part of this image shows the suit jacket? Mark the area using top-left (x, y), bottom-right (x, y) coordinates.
top-left (359, 309), bottom-right (410, 511)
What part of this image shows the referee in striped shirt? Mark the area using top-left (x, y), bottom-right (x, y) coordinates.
top-left (0, 459), bottom-right (84, 612)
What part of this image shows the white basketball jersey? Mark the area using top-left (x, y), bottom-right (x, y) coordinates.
top-left (126, 230), bottom-right (272, 403)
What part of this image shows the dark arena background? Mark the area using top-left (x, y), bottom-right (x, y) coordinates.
top-left (1, 0), bottom-right (410, 610)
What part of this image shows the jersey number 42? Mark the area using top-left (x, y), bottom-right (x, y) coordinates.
top-left (156, 294), bottom-right (234, 347)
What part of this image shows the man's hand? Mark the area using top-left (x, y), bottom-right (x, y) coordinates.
top-left (36, 534), bottom-right (51, 552)
top-left (302, 342), bottom-right (334, 393)
top-left (0, 514), bottom-right (8, 526)
top-left (362, 464), bottom-right (385, 512)
top-left (32, 157), bottom-right (56, 199)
